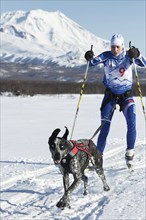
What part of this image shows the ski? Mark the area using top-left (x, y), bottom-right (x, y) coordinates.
top-left (126, 162), bottom-right (134, 172)
top-left (85, 165), bottom-right (94, 171)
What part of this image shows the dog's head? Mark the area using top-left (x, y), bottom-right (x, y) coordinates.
top-left (48, 127), bottom-right (69, 165)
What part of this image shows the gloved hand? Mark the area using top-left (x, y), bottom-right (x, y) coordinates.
top-left (128, 47), bottom-right (140, 59)
top-left (84, 50), bottom-right (94, 61)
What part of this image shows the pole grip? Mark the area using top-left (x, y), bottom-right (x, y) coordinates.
top-left (91, 45), bottom-right (93, 51)
top-left (129, 41), bottom-right (135, 49)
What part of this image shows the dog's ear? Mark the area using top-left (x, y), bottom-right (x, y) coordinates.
top-left (62, 126), bottom-right (69, 140)
top-left (48, 128), bottom-right (61, 145)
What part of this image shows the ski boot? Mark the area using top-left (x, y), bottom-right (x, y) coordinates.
top-left (125, 149), bottom-right (134, 170)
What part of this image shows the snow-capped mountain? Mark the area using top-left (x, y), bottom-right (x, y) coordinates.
top-left (0, 9), bottom-right (110, 67)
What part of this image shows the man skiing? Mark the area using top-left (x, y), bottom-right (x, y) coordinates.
top-left (84, 33), bottom-right (146, 168)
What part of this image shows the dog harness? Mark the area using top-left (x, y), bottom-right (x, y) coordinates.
top-left (69, 140), bottom-right (92, 157)
top-left (60, 140), bottom-right (93, 173)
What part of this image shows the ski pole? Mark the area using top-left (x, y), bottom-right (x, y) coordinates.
top-left (70, 45), bottom-right (93, 139)
top-left (133, 58), bottom-right (146, 122)
top-left (129, 41), bottom-right (146, 122)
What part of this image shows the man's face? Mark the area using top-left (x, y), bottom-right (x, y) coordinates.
top-left (111, 45), bottom-right (123, 56)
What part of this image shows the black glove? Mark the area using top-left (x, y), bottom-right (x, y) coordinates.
top-left (84, 50), bottom-right (94, 61)
top-left (128, 47), bottom-right (140, 59)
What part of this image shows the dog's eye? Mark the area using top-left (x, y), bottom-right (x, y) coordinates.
top-left (60, 145), bottom-right (65, 150)
top-left (50, 144), bottom-right (55, 149)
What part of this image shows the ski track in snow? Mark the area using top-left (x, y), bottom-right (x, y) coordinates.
top-left (1, 141), bottom-right (145, 220)
top-left (1, 95), bottom-right (146, 219)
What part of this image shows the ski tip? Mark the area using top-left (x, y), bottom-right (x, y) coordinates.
top-left (85, 166), bottom-right (95, 171)
top-left (126, 163), bottom-right (134, 172)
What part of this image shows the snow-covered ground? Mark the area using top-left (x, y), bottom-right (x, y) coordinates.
top-left (1, 94), bottom-right (146, 219)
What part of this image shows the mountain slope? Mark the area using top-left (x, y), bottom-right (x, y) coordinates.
top-left (0, 9), bottom-right (110, 67)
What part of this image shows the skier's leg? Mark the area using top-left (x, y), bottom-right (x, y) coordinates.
top-left (97, 96), bottom-right (115, 154)
top-left (122, 98), bottom-right (136, 167)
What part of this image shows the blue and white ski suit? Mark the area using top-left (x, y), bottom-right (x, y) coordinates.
top-left (89, 50), bottom-right (146, 154)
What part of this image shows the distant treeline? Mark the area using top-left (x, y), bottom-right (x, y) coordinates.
top-left (0, 79), bottom-right (146, 96)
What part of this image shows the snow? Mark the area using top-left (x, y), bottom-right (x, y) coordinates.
top-left (0, 10), bottom-right (110, 66)
top-left (1, 94), bottom-right (146, 219)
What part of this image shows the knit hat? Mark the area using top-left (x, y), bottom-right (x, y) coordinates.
top-left (111, 34), bottom-right (124, 47)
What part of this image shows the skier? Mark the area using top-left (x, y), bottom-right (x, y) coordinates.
top-left (84, 33), bottom-right (146, 168)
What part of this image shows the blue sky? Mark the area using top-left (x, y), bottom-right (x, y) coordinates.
top-left (1, 0), bottom-right (146, 56)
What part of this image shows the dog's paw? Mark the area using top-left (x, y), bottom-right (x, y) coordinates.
top-left (56, 198), bottom-right (71, 209)
top-left (103, 185), bottom-right (110, 191)
top-left (83, 190), bottom-right (88, 196)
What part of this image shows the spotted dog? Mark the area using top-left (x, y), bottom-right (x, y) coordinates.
top-left (48, 127), bottom-right (110, 209)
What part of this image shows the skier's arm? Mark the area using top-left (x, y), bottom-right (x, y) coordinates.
top-left (89, 51), bottom-right (109, 67)
top-left (134, 55), bottom-right (146, 67)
